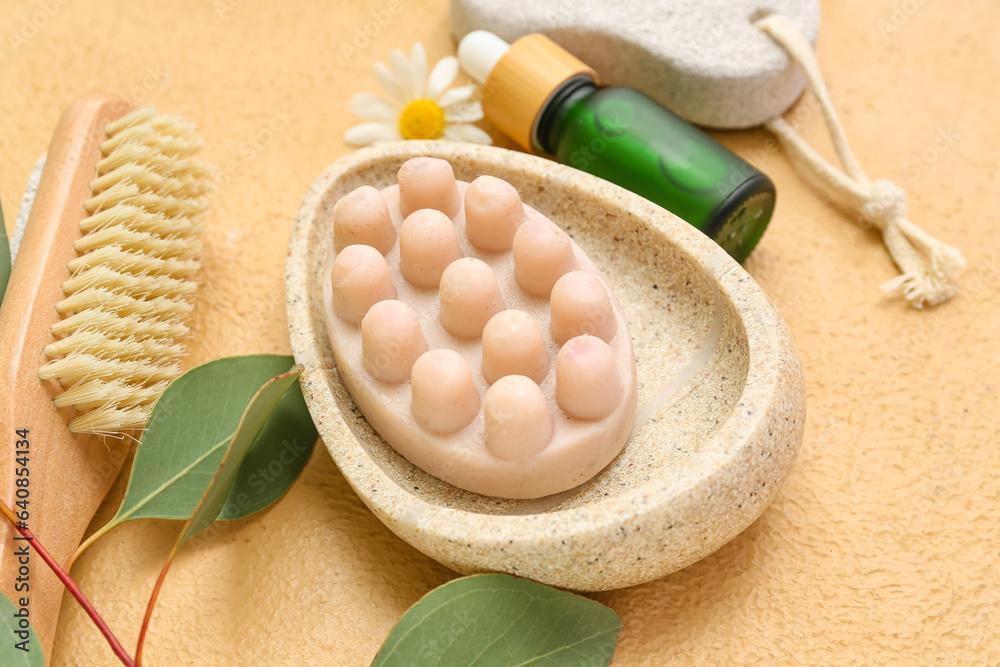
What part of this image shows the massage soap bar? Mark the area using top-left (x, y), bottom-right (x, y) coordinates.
top-left (323, 157), bottom-right (637, 499)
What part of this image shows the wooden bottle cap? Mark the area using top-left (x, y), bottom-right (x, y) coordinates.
top-left (481, 34), bottom-right (597, 152)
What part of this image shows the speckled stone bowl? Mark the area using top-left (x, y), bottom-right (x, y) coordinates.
top-left (286, 141), bottom-right (805, 591)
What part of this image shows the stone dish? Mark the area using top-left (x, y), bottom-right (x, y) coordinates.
top-left (286, 141), bottom-right (805, 591)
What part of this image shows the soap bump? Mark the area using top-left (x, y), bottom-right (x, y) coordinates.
top-left (512, 218), bottom-right (577, 296)
top-left (361, 300), bottom-right (428, 383)
top-left (464, 175), bottom-right (525, 252)
top-left (411, 349), bottom-right (481, 433)
top-left (481, 309), bottom-right (549, 384)
top-left (333, 185), bottom-right (396, 255)
top-left (398, 157), bottom-right (462, 218)
top-left (484, 375), bottom-right (554, 461)
top-left (330, 244), bottom-right (398, 325)
top-left (399, 208), bottom-right (464, 288)
top-left (556, 335), bottom-right (620, 420)
top-left (439, 258), bottom-right (505, 339)
top-left (550, 271), bottom-right (617, 344)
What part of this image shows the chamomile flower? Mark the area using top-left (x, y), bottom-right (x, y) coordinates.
top-left (345, 43), bottom-right (492, 146)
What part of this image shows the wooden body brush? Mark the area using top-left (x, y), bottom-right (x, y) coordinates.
top-left (0, 94), bottom-right (208, 657)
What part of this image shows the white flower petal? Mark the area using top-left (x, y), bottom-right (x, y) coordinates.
top-left (438, 84), bottom-right (477, 108)
top-left (410, 43), bottom-right (427, 99)
top-left (344, 121), bottom-right (399, 146)
top-left (375, 61), bottom-right (407, 105)
top-left (427, 56), bottom-right (459, 101)
top-left (390, 48), bottom-right (418, 102)
top-left (443, 123), bottom-right (493, 145)
top-left (349, 93), bottom-right (400, 121)
top-left (444, 101), bottom-right (484, 123)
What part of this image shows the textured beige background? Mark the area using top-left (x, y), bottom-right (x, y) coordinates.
top-left (1, 0), bottom-right (998, 664)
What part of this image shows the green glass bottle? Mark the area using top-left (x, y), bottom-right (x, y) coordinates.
top-left (459, 31), bottom-right (775, 263)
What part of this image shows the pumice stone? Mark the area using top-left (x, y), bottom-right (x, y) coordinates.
top-left (322, 157), bottom-right (638, 498)
top-left (450, 0), bottom-right (820, 129)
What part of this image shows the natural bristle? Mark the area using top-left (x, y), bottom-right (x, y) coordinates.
top-left (100, 123), bottom-right (204, 158)
top-left (50, 309), bottom-right (189, 341)
top-left (43, 330), bottom-right (182, 364)
top-left (69, 404), bottom-right (153, 435)
top-left (74, 225), bottom-right (201, 259)
top-left (84, 181), bottom-right (206, 218)
top-left (79, 205), bottom-right (199, 238)
top-left (95, 144), bottom-right (213, 182)
top-left (56, 287), bottom-right (193, 319)
top-left (38, 353), bottom-right (180, 386)
top-left (39, 106), bottom-right (208, 435)
top-left (65, 246), bottom-right (200, 279)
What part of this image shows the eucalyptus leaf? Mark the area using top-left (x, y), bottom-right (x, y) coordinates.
top-left (218, 381), bottom-right (318, 520)
top-left (137, 364), bottom-right (304, 663)
top-left (373, 574), bottom-right (621, 667)
top-left (0, 195), bottom-right (11, 308)
top-left (0, 590), bottom-right (45, 665)
top-left (176, 363), bottom-right (303, 542)
top-left (73, 355), bottom-right (316, 560)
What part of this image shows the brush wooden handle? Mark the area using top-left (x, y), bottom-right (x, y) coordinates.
top-left (0, 94), bottom-right (133, 658)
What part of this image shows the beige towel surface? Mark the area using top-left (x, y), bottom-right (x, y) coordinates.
top-left (0, 0), bottom-right (997, 663)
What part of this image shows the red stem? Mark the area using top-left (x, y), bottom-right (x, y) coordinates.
top-left (0, 499), bottom-right (135, 667)
top-left (134, 549), bottom-right (174, 666)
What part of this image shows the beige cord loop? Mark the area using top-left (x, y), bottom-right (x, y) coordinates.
top-left (756, 14), bottom-right (966, 308)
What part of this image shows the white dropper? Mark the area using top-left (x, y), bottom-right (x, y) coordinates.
top-left (458, 30), bottom-right (511, 84)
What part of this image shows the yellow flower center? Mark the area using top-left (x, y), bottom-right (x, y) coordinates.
top-left (398, 99), bottom-right (446, 140)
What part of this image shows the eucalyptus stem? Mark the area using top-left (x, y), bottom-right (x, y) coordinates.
top-left (134, 549), bottom-right (173, 666)
top-left (0, 499), bottom-right (135, 667)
